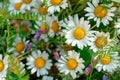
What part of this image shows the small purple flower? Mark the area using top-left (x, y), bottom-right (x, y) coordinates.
top-left (84, 64), bottom-right (92, 75)
top-left (35, 31), bottom-right (42, 40)
top-left (25, 43), bottom-right (31, 51)
top-left (53, 52), bottom-right (60, 60)
top-left (35, 30), bottom-right (46, 40)
top-left (102, 75), bottom-right (108, 80)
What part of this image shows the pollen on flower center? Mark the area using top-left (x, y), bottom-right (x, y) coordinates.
top-left (50, 0), bottom-right (62, 6)
top-left (39, 6), bottom-right (48, 14)
top-left (94, 6), bottom-right (107, 18)
top-left (95, 37), bottom-right (107, 48)
top-left (39, 24), bottom-right (49, 34)
top-left (73, 27), bottom-right (85, 40)
top-left (101, 54), bottom-right (111, 65)
top-left (16, 42), bottom-right (25, 53)
top-left (23, 0), bottom-right (32, 4)
top-left (15, 2), bottom-right (22, 10)
top-left (35, 58), bottom-right (45, 68)
top-left (0, 60), bottom-right (4, 72)
top-left (51, 21), bottom-right (59, 33)
top-left (66, 59), bottom-right (78, 70)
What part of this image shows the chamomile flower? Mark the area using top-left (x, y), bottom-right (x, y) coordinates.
top-left (61, 14), bottom-right (95, 49)
top-left (20, 0), bottom-right (37, 11)
top-left (48, 0), bottom-right (68, 14)
top-left (46, 15), bottom-right (61, 37)
top-left (0, 54), bottom-right (9, 79)
top-left (85, 0), bottom-right (116, 27)
top-left (34, 21), bottom-right (49, 42)
top-left (9, 0), bottom-right (24, 14)
top-left (89, 31), bottom-right (111, 52)
top-left (7, 36), bottom-right (29, 56)
top-left (95, 52), bottom-right (120, 73)
top-left (32, 0), bottom-right (48, 20)
top-left (26, 50), bottom-right (52, 77)
top-left (56, 50), bottom-right (85, 79)
top-left (42, 76), bottom-right (53, 80)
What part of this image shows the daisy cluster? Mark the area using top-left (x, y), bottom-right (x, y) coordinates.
top-left (0, 0), bottom-right (120, 80)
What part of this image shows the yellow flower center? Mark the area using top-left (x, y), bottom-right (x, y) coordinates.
top-left (16, 42), bottom-right (25, 53)
top-left (66, 59), bottom-right (78, 70)
top-left (22, 26), bottom-right (29, 32)
top-left (14, 2), bottom-right (22, 10)
top-left (0, 60), bottom-right (4, 72)
top-left (73, 27), bottom-right (85, 40)
top-left (39, 6), bottom-right (48, 15)
top-left (23, 0), bottom-right (32, 4)
top-left (51, 21), bottom-right (60, 33)
top-left (101, 54), bottom-right (111, 65)
top-left (50, 0), bottom-right (62, 6)
top-left (39, 24), bottom-right (49, 34)
top-left (35, 58), bottom-right (45, 68)
top-left (95, 37), bottom-right (107, 48)
top-left (94, 6), bottom-right (107, 18)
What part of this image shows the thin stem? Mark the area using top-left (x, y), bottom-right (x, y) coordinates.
top-left (6, 25), bottom-right (10, 55)
top-left (89, 24), bottom-right (96, 30)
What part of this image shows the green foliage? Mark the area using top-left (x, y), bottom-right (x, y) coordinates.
top-left (111, 0), bottom-right (120, 3)
top-left (77, 47), bottom-right (94, 66)
top-left (6, 55), bottom-right (29, 80)
top-left (6, 71), bottom-right (29, 80)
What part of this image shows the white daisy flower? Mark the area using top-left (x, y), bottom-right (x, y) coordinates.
top-left (34, 14), bottom-right (61, 41)
top-left (95, 52), bottom-right (120, 73)
top-left (34, 21), bottom-right (49, 42)
top-left (32, 0), bottom-right (48, 15)
top-left (85, 0), bottom-right (116, 27)
top-left (31, 1), bottom-right (48, 20)
top-left (56, 50), bottom-right (85, 79)
top-left (48, 0), bottom-right (68, 14)
top-left (46, 15), bottom-right (61, 37)
top-left (8, 0), bottom-right (24, 14)
top-left (26, 50), bottom-right (52, 77)
top-left (7, 36), bottom-right (29, 56)
top-left (20, 0), bottom-right (37, 11)
top-left (0, 54), bottom-right (9, 79)
top-left (89, 31), bottom-right (111, 52)
top-left (42, 76), bottom-right (53, 80)
top-left (61, 14), bottom-right (95, 49)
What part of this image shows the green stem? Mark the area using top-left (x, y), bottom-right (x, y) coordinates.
top-left (89, 24), bottom-right (96, 30)
top-left (6, 25), bottom-right (10, 55)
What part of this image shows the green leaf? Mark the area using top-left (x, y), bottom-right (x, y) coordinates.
top-left (6, 72), bottom-right (20, 80)
top-left (78, 47), bottom-right (94, 66)
top-left (21, 74), bottom-right (29, 80)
